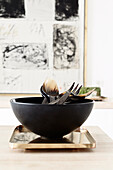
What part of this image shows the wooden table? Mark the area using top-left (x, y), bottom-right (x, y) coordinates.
top-left (0, 126), bottom-right (113, 170)
top-left (1, 94), bottom-right (113, 109)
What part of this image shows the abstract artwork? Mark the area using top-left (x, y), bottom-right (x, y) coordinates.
top-left (0, 0), bottom-right (25, 18)
top-left (0, 69), bottom-right (22, 93)
top-left (2, 43), bottom-right (48, 69)
top-left (53, 24), bottom-right (79, 69)
top-left (55, 0), bottom-right (79, 21)
top-left (4, 75), bottom-right (21, 87)
top-left (0, 0), bottom-right (85, 93)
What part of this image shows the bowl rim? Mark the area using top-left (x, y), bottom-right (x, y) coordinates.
top-left (10, 97), bottom-right (94, 106)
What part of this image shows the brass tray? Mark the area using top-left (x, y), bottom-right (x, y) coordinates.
top-left (9, 125), bottom-right (96, 149)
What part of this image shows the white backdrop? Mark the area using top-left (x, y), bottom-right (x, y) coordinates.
top-left (87, 0), bottom-right (113, 98)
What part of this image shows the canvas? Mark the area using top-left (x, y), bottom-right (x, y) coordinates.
top-left (0, 0), bottom-right (86, 93)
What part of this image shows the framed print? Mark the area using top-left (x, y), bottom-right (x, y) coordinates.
top-left (0, 0), bottom-right (87, 95)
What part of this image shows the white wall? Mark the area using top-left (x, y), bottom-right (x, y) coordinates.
top-left (84, 109), bottom-right (113, 140)
top-left (87, 0), bottom-right (113, 98)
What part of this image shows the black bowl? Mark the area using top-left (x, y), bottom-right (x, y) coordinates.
top-left (10, 97), bottom-right (94, 139)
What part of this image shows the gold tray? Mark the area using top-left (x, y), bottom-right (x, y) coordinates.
top-left (9, 125), bottom-right (96, 149)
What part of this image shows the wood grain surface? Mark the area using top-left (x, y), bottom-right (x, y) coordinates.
top-left (0, 126), bottom-right (113, 170)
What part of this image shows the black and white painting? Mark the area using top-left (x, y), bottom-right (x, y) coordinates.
top-left (2, 43), bottom-right (48, 69)
top-left (0, 0), bottom-right (25, 18)
top-left (53, 24), bottom-right (79, 69)
top-left (0, 70), bottom-right (22, 93)
top-left (0, 22), bottom-right (52, 43)
top-left (55, 0), bottom-right (79, 21)
top-left (4, 74), bottom-right (21, 87)
top-left (0, 0), bottom-right (85, 93)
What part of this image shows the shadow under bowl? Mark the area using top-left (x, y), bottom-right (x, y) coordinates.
top-left (10, 97), bottom-right (94, 139)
